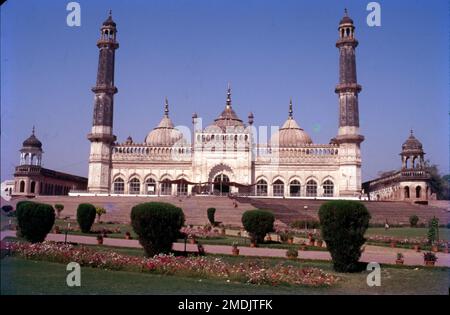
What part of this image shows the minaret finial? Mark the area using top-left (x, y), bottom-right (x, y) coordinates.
top-left (226, 83), bottom-right (232, 108)
top-left (109, 9), bottom-right (112, 17)
top-left (344, 8), bottom-right (348, 16)
top-left (164, 97), bottom-right (169, 117)
top-left (288, 98), bottom-right (293, 118)
top-left (410, 129), bottom-right (414, 136)
top-left (32, 125), bottom-right (35, 135)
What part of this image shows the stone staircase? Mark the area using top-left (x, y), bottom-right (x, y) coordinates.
top-left (30, 195), bottom-right (251, 226)
top-left (5, 195), bottom-right (448, 227)
top-left (239, 198), bottom-right (449, 226)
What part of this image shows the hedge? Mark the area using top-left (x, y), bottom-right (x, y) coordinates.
top-left (131, 202), bottom-right (185, 257)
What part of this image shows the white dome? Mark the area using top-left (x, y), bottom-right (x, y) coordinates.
top-left (270, 100), bottom-right (312, 147)
top-left (144, 99), bottom-right (185, 146)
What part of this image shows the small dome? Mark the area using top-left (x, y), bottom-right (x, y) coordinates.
top-left (144, 98), bottom-right (185, 147)
top-left (125, 136), bottom-right (133, 145)
top-left (340, 9), bottom-right (354, 24)
top-left (103, 11), bottom-right (116, 27)
top-left (211, 106), bottom-right (244, 131)
top-left (402, 130), bottom-right (423, 153)
top-left (22, 127), bottom-right (42, 149)
top-left (270, 100), bottom-right (312, 147)
top-left (207, 84), bottom-right (244, 131)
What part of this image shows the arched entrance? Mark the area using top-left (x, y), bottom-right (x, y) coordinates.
top-left (213, 173), bottom-right (230, 195)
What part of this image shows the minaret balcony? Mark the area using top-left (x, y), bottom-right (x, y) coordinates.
top-left (336, 38), bottom-right (358, 48)
top-left (335, 83), bottom-right (362, 93)
top-left (91, 85), bottom-right (118, 94)
top-left (87, 133), bottom-right (116, 143)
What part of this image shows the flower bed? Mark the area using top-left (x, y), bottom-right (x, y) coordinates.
top-left (180, 226), bottom-right (222, 239)
top-left (4, 241), bottom-right (338, 287)
top-left (366, 235), bottom-right (449, 249)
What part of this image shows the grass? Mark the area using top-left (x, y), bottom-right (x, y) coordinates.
top-left (365, 227), bottom-right (449, 240)
top-left (1, 255), bottom-right (448, 295)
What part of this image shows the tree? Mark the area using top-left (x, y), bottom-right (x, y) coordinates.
top-left (319, 200), bottom-right (371, 272)
top-left (241, 210), bottom-right (275, 244)
top-left (424, 162), bottom-right (449, 200)
top-left (16, 201), bottom-right (55, 243)
top-left (131, 202), bottom-right (185, 257)
top-left (95, 206), bottom-right (107, 223)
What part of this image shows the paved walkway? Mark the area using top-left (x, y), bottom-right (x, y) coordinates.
top-left (1, 230), bottom-right (449, 267)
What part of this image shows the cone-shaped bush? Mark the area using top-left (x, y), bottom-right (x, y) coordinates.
top-left (207, 207), bottom-right (216, 225)
top-left (76, 203), bottom-right (96, 233)
top-left (319, 200), bottom-right (371, 272)
top-left (16, 201), bottom-right (55, 243)
top-left (131, 202), bottom-right (185, 257)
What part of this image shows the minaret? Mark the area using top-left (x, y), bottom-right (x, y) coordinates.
top-left (335, 9), bottom-right (364, 196)
top-left (87, 11), bottom-right (119, 193)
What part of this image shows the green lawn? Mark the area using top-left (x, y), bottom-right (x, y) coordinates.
top-left (1, 256), bottom-right (448, 295)
top-left (365, 227), bottom-right (449, 240)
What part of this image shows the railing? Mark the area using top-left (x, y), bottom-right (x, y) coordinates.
top-left (14, 165), bottom-right (42, 174)
top-left (256, 144), bottom-right (339, 163)
top-left (112, 145), bottom-right (192, 161)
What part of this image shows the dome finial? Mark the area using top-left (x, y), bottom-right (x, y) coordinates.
top-left (288, 98), bottom-right (293, 118)
top-left (410, 129), bottom-right (414, 136)
top-left (344, 8), bottom-right (348, 16)
top-left (226, 82), bottom-right (232, 108)
top-left (164, 97), bottom-right (169, 117)
top-left (32, 125), bottom-right (35, 135)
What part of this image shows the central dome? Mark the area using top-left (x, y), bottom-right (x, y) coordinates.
top-left (145, 98), bottom-right (185, 146)
top-left (207, 85), bottom-right (244, 131)
top-left (270, 100), bottom-right (312, 147)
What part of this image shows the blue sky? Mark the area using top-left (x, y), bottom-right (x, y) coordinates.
top-left (1, 0), bottom-right (448, 181)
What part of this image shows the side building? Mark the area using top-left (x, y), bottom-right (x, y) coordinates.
top-left (362, 131), bottom-right (435, 202)
top-left (12, 128), bottom-right (88, 197)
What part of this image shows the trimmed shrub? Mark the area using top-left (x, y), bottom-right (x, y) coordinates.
top-left (207, 208), bottom-right (216, 225)
top-left (241, 209), bottom-right (275, 244)
top-left (409, 215), bottom-right (419, 227)
top-left (1, 205), bottom-right (13, 213)
top-left (427, 216), bottom-right (439, 245)
top-left (16, 200), bottom-right (33, 211)
top-left (16, 201), bottom-right (55, 243)
top-left (286, 248), bottom-right (298, 258)
top-left (318, 200), bottom-right (371, 273)
top-left (76, 203), bottom-right (96, 233)
top-left (131, 202), bottom-right (185, 257)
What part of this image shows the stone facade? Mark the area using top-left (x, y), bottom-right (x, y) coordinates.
top-left (87, 12), bottom-right (364, 198)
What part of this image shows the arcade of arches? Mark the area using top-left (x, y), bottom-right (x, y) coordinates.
top-left (112, 174), bottom-right (336, 197)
